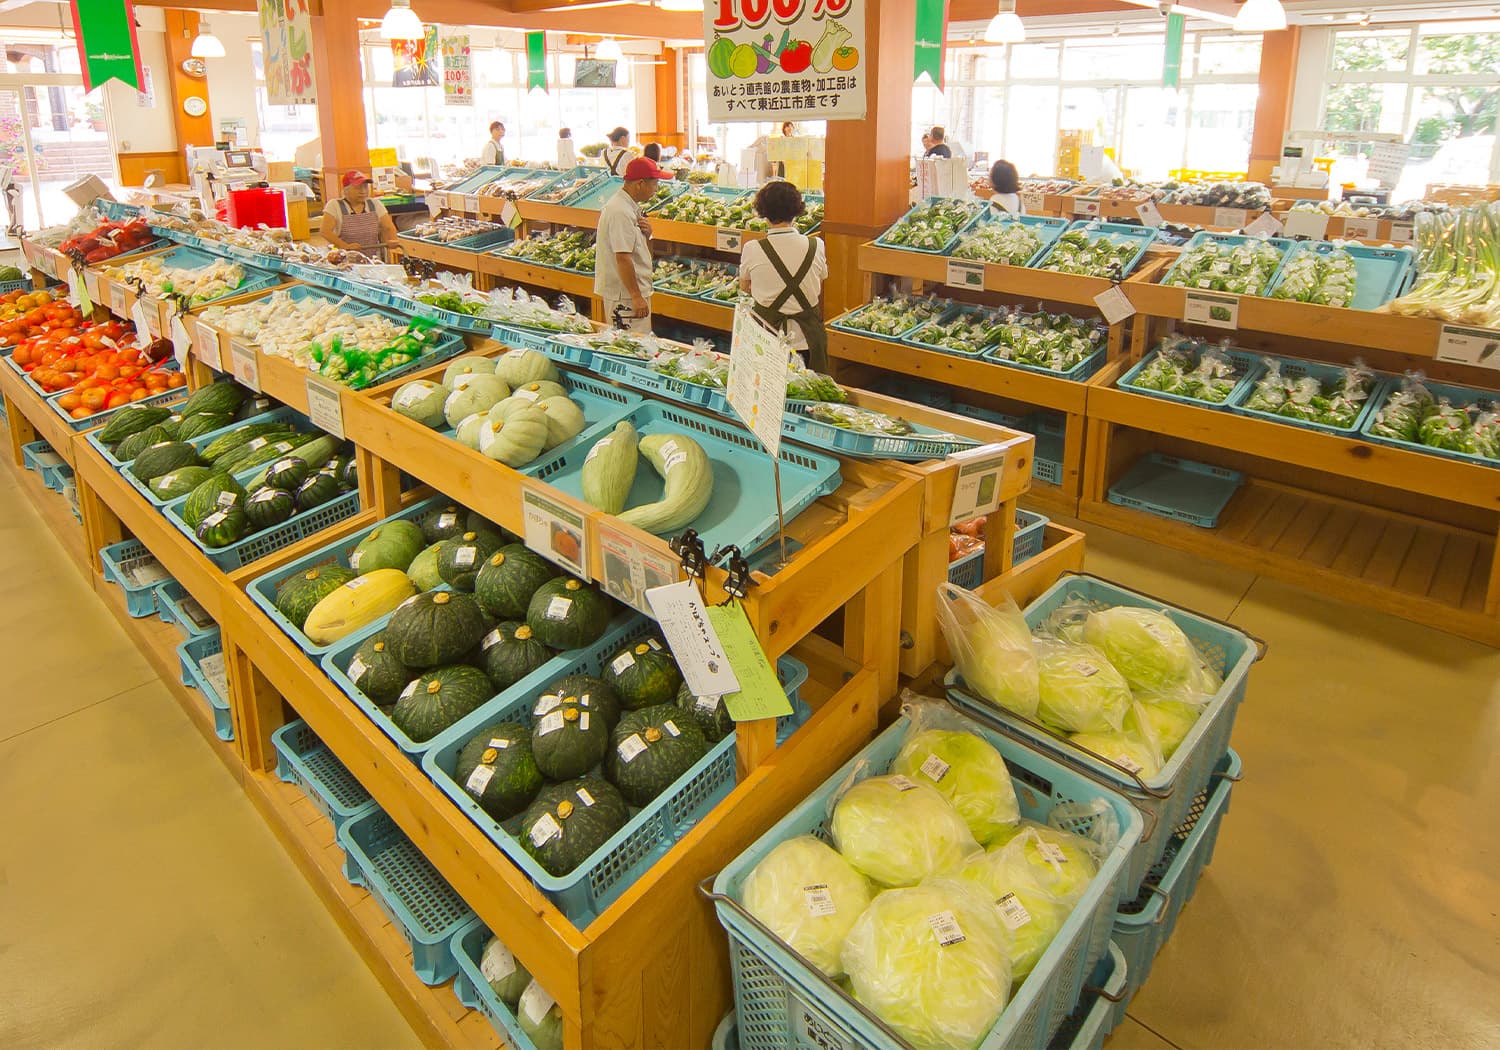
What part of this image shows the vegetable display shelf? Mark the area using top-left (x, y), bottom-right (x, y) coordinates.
top-left (476, 254), bottom-right (600, 321)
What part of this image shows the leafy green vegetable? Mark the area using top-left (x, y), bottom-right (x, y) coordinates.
top-left (951, 217), bottom-right (1043, 266)
top-left (837, 295), bottom-right (947, 337)
top-left (889, 728), bottom-right (1020, 846)
top-left (1128, 338), bottom-right (1243, 404)
top-left (1271, 247), bottom-right (1357, 307)
top-left (1241, 358), bottom-right (1374, 429)
top-left (1041, 227), bottom-right (1140, 278)
top-left (1081, 606), bottom-right (1195, 694)
top-left (1164, 237), bottom-right (1284, 296)
top-left (741, 836), bottom-right (873, 978)
top-left (881, 198), bottom-right (981, 251)
top-left (829, 775), bottom-right (979, 887)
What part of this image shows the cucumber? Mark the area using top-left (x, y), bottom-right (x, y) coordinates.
top-left (201, 422), bottom-right (298, 463)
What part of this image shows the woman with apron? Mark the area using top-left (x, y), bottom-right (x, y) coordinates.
top-left (601, 127), bottom-right (639, 176)
top-left (738, 180), bottom-right (829, 371)
top-left (320, 171), bottom-right (398, 259)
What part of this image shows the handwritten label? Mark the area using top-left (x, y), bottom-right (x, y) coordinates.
top-left (194, 322), bottom-right (223, 371)
top-left (945, 257), bottom-right (987, 289)
top-left (84, 269), bottom-right (100, 304)
top-left (1213, 207), bottom-right (1248, 230)
top-left (426, 193), bottom-right (444, 218)
top-left (228, 338), bottom-right (262, 392)
top-left (596, 521), bottom-right (680, 615)
top-left (1434, 324), bottom-right (1500, 368)
top-left (130, 299), bottom-right (159, 340)
top-left (1020, 189), bottom-right (1046, 213)
top-left (462, 193), bottom-right (480, 214)
top-left (305, 376), bottom-right (346, 439)
top-left (169, 316), bottom-right (194, 370)
top-left (645, 578), bottom-right (740, 700)
top-left (716, 227), bottom-right (743, 253)
top-left (1184, 290), bottom-right (1240, 330)
top-left (727, 303), bottom-right (789, 458)
top-left (520, 483), bottom-right (587, 577)
top-left (109, 283), bottom-right (127, 317)
top-left (703, 602), bottom-right (794, 723)
top-left (1244, 211), bottom-right (1283, 238)
top-left (1135, 200), bottom-right (1164, 228)
top-left (1093, 285), bottom-right (1136, 326)
top-left (1072, 197), bottom-right (1101, 217)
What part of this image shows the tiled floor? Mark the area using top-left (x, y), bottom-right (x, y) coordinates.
top-left (2, 457), bottom-right (1496, 1049)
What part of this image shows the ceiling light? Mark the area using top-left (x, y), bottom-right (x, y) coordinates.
top-left (1234, 0), bottom-right (1287, 32)
top-left (984, 0), bottom-right (1025, 44)
top-left (659, 0), bottom-right (702, 10)
top-left (595, 37), bottom-right (623, 62)
top-left (380, 0), bottom-right (424, 41)
top-left (190, 21), bottom-right (225, 59)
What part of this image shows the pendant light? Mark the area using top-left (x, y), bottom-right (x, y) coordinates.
top-left (984, 0), bottom-right (1025, 44)
top-left (1233, 0), bottom-right (1287, 32)
top-left (595, 37), bottom-right (624, 62)
top-left (380, 0), bottom-right (424, 41)
top-left (190, 21), bottom-right (226, 59)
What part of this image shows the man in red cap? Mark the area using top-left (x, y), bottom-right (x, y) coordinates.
top-left (595, 156), bottom-right (671, 332)
top-left (320, 170), bottom-right (398, 257)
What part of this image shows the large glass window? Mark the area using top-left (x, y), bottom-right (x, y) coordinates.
top-left (251, 42), bottom-right (318, 162)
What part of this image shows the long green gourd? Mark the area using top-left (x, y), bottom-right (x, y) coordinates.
top-left (580, 421), bottom-right (640, 515)
top-left (617, 432), bottom-right (712, 533)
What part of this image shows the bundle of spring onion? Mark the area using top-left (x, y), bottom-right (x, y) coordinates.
top-left (1383, 203), bottom-right (1500, 326)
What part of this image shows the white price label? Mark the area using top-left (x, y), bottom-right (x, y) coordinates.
top-left (1093, 285), bottom-right (1135, 326)
top-left (536, 710), bottom-right (565, 736)
top-left (611, 651), bottom-right (636, 675)
top-left (645, 578), bottom-right (740, 700)
top-left (109, 283), bottom-right (127, 317)
top-left (453, 545), bottom-right (477, 569)
top-left (545, 594), bottom-right (572, 620)
top-left (996, 892), bottom-right (1032, 930)
top-left (305, 376), bottom-right (345, 439)
top-left (802, 884), bottom-right (837, 917)
top-left (1135, 200), bottom-right (1164, 228)
top-left (520, 484), bottom-right (587, 578)
top-left (1389, 221), bottom-right (1414, 244)
top-left (464, 764), bottom-right (496, 796)
top-left (888, 775), bottom-right (918, 791)
top-left (84, 269), bottom-right (100, 303)
top-left (528, 813), bottom-right (561, 847)
top-left (1072, 197), bottom-right (1101, 217)
top-left (1184, 290), bottom-right (1240, 331)
top-left (715, 227), bottom-right (743, 253)
top-left (945, 439), bottom-right (1026, 527)
top-left (919, 753), bottom-right (950, 782)
top-left (617, 732), bottom-right (647, 763)
top-left (1341, 217), bottom-right (1378, 240)
top-left (1213, 207), bottom-right (1248, 230)
top-left (1435, 324), bottom-right (1500, 368)
top-left (1244, 211), bottom-right (1283, 238)
top-left (520, 983), bottom-right (556, 1028)
top-left (1037, 842), bottom-right (1068, 864)
top-left (946, 257), bottom-right (987, 289)
top-left (926, 910), bottom-right (967, 946)
top-left (194, 322), bottom-right (222, 371)
top-left (1020, 190), bottom-right (1046, 213)
top-left (1282, 211), bottom-right (1330, 241)
top-left (463, 193), bottom-right (481, 214)
top-left (480, 941), bottom-right (517, 984)
top-left (229, 339), bottom-right (261, 392)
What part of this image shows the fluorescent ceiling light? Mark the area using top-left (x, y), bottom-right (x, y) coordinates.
top-left (985, 0), bottom-right (1025, 43)
top-left (380, 0), bottom-right (424, 41)
top-left (595, 37), bottom-right (624, 61)
top-left (190, 22), bottom-right (225, 59)
top-left (1234, 0), bottom-right (1287, 31)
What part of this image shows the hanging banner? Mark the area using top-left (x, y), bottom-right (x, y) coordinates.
top-left (392, 25), bottom-right (439, 87)
top-left (526, 31), bottom-right (548, 92)
top-left (1162, 11), bottom-right (1185, 89)
top-left (258, 0), bottom-right (316, 105)
top-left (913, 0), bottom-right (948, 88)
top-left (441, 33), bottom-right (472, 106)
top-left (704, 0), bottom-right (867, 122)
top-left (69, 0), bottom-right (144, 92)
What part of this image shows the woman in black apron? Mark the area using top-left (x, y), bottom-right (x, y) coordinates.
top-left (602, 127), bottom-right (637, 176)
top-left (738, 181), bottom-right (830, 371)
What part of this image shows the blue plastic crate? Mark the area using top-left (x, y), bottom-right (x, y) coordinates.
top-left (161, 470), bottom-right (361, 571)
top-left (1111, 750), bottom-right (1239, 1026)
top-left (100, 539), bottom-right (173, 617)
top-left (1117, 344), bottom-right (1263, 412)
top-left (1159, 231), bottom-right (1294, 297)
top-left (338, 806), bottom-right (476, 985)
top-left (129, 244), bottom-right (281, 305)
top-left (948, 509), bottom-right (1050, 588)
top-left (713, 1011), bottom-right (738, 1050)
top-left (1266, 241), bottom-right (1414, 311)
top-left (1227, 355), bottom-right (1388, 438)
top-left (828, 299), bottom-right (950, 342)
top-left (781, 402), bottom-right (980, 461)
top-left (450, 921), bottom-right (546, 1050)
top-left (1047, 943), bottom-right (1127, 1050)
top-left (710, 709), bottom-right (1144, 1050)
top-left (272, 719), bottom-right (374, 828)
top-left (153, 579), bottom-right (217, 637)
top-left (95, 198), bottom-right (142, 221)
top-left (951, 210), bottom-right (1072, 268)
top-left (982, 318), bottom-right (1110, 383)
top-left (177, 630), bottom-right (234, 741)
top-left (904, 303), bottom-right (1005, 358)
top-left (646, 184), bottom-right (752, 223)
top-left (945, 572), bottom-right (1260, 898)
top-left (1034, 221), bottom-right (1157, 279)
top-left (424, 644), bottom-right (809, 928)
top-left (949, 402), bottom-right (1032, 429)
top-left (653, 256), bottom-right (740, 299)
top-left (1359, 377), bottom-right (1500, 469)
top-left (873, 197), bottom-right (984, 255)
top-left (21, 439), bottom-right (58, 476)
top-left (44, 385), bottom-right (183, 433)
top-left (1107, 453), bottom-right (1243, 528)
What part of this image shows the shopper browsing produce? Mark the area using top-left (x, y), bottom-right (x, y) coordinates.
top-left (924, 126), bottom-right (952, 159)
top-left (988, 159), bottom-right (1025, 215)
top-left (738, 180), bottom-right (829, 369)
top-left (556, 127), bottom-right (576, 170)
top-left (601, 127), bottom-right (638, 176)
top-left (595, 156), bottom-right (669, 333)
top-left (320, 171), bottom-right (397, 257)
top-left (481, 121), bottom-right (506, 166)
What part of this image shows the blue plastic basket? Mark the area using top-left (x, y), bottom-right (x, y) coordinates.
top-left (1034, 221), bottom-right (1157, 279)
top-left (176, 630), bottom-right (234, 741)
top-left (1046, 943), bottom-right (1127, 1050)
top-left (534, 399), bottom-right (843, 558)
top-left (100, 539), bottom-right (173, 617)
top-left (423, 644), bottom-right (809, 928)
top-left (947, 509), bottom-right (1050, 588)
top-left (450, 921), bottom-right (545, 1050)
top-left (1116, 344), bottom-right (1263, 412)
top-left (153, 579), bottom-right (217, 637)
top-left (43, 385), bottom-right (183, 433)
top-left (781, 402), bottom-right (980, 461)
top-left (710, 710), bottom-right (1144, 1050)
top-left (873, 197), bottom-right (984, 255)
top-left (645, 184), bottom-right (751, 222)
top-left (653, 256), bottom-right (740, 299)
top-left (95, 198), bottom-right (142, 221)
top-left (21, 439), bottom-right (59, 476)
top-left (1265, 241), bottom-right (1414, 311)
top-left (1226, 355), bottom-right (1389, 438)
top-left (1111, 750), bottom-right (1239, 1026)
top-left (945, 573), bottom-right (1260, 898)
top-left (272, 719), bottom-right (374, 828)
top-left (904, 303), bottom-right (1006, 358)
top-left (951, 210), bottom-right (1072, 268)
top-left (828, 299), bottom-right (950, 342)
top-left (161, 474), bottom-right (361, 571)
top-left (131, 244), bottom-right (281, 305)
top-left (338, 806), bottom-right (476, 986)
top-left (1359, 377), bottom-right (1500, 469)
top-left (713, 1011), bottom-right (739, 1050)
top-left (1158, 231), bottom-right (1294, 297)
top-left (1107, 453), bottom-right (1243, 528)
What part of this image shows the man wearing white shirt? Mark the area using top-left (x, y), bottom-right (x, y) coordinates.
top-left (595, 156), bottom-right (671, 332)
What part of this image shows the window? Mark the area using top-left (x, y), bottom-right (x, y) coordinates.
top-left (251, 42), bottom-right (318, 163)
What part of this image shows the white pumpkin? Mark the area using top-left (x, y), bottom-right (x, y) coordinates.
top-left (389, 380), bottom-right (447, 429)
top-left (494, 348), bottom-right (560, 388)
top-left (455, 412), bottom-right (487, 450)
top-left (444, 374), bottom-right (511, 429)
top-left (537, 396), bottom-right (587, 449)
top-left (478, 405), bottom-right (550, 468)
top-left (441, 354), bottom-right (498, 390)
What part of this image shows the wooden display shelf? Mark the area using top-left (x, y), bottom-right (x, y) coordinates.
top-left (0, 427), bottom-right (88, 575)
top-left (516, 199), bottom-right (609, 232)
top-left (397, 239), bottom-right (497, 274)
top-left (857, 241), bottom-right (1167, 307)
top-left (0, 362), bottom-right (87, 469)
top-left (479, 255), bottom-right (597, 302)
top-left (650, 291), bottom-right (734, 330)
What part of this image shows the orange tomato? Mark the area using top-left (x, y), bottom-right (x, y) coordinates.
top-left (57, 392), bottom-right (81, 411)
top-left (81, 387), bottom-right (108, 410)
top-left (94, 364), bottom-right (119, 381)
top-left (69, 406), bottom-right (91, 420)
top-left (105, 390), bottom-right (130, 409)
top-left (128, 387), bottom-right (150, 402)
top-left (166, 372), bottom-right (187, 389)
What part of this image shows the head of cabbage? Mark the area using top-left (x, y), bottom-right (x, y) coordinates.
top-left (1081, 606), bottom-right (1196, 694)
top-left (741, 836), bottom-right (872, 978)
top-left (1131, 696), bottom-right (1203, 760)
top-left (1035, 639), bottom-right (1132, 735)
top-left (830, 775), bottom-right (979, 888)
top-left (939, 584), bottom-right (1040, 720)
top-left (1068, 727), bottom-right (1163, 779)
top-left (841, 879), bottom-right (1012, 1050)
top-left (889, 728), bottom-right (1020, 847)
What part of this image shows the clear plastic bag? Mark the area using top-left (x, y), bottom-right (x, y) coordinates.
top-left (1369, 373), bottom-right (1435, 441)
top-left (828, 769), bottom-right (979, 888)
top-left (891, 693), bottom-right (1020, 846)
top-left (1068, 701), bottom-right (1166, 780)
top-left (936, 583), bottom-right (1039, 719)
top-left (740, 835), bottom-right (873, 978)
top-left (1033, 637), bottom-right (1131, 734)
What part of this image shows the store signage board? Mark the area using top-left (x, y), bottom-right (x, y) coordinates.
top-left (945, 257), bottom-right (986, 291)
top-left (728, 304), bottom-right (789, 458)
top-left (1342, 217), bottom-right (1378, 240)
top-left (1244, 212), bottom-right (1283, 237)
top-left (1184, 290), bottom-right (1240, 330)
top-left (704, 602), bottom-right (793, 722)
top-left (1093, 285), bottom-right (1136, 325)
top-left (1282, 211), bottom-right (1330, 240)
top-left (1389, 221), bottom-right (1414, 244)
top-left (520, 482), bottom-right (588, 578)
top-left (228, 338), bottom-right (262, 392)
top-left (1072, 197), bottom-right (1102, 217)
top-left (1213, 207), bottom-right (1248, 230)
top-left (1136, 201), bottom-right (1164, 228)
top-left (596, 521), bottom-right (680, 616)
top-left (946, 441), bottom-right (1024, 527)
top-left (195, 322), bottom-right (222, 371)
top-left (702, 0), bottom-right (867, 122)
top-left (464, 194), bottom-right (480, 214)
top-left (715, 227), bottom-right (743, 254)
top-left (645, 578), bottom-right (740, 700)
top-left (1435, 325), bottom-right (1500, 369)
top-left (1368, 142), bottom-right (1411, 189)
top-left (1020, 190), bottom-right (1046, 213)
top-left (305, 377), bottom-right (345, 439)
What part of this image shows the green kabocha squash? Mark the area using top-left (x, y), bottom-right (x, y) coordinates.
top-left (339, 456), bottom-right (359, 492)
top-left (454, 720), bottom-right (543, 821)
top-left (274, 565), bottom-right (358, 629)
top-left (406, 542), bottom-right (446, 591)
top-left (675, 680), bottom-right (733, 743)
top-left (263, 455), bottom-right (311, 493)
top-left (195, 505), bottom-right (247, 548)
top-left (294, 472), bottom-right (340, 512)
top-left (176, 379), bottom-right (246, 418)
top-left (519, 777), bottom-right (629, 877)
top-left (130, 441), bottom-right (202, 483)
top-left (525, 576), bottom-right (613, 650)
top-left (325, 456), bottom-right (355, 492)
top-left (580, 421), bottom-right (639, 515)
top-left (419, 503), bottom-right (469, 544)
top-left (391, 665), bottom-right (493, 742)
top-left (474, 544), bottom-right (556, 620)
top-left (479, 622), bottom-right (554, 692)
top-left (517, 980), bottom-right (565, 1050)
top-left (537, 673), bottom-right (620, 731)
top-left (437, 530), bottom-right (507, 592)
top-left (479, 936), bottom-right (531, 1008)
top-left (384, 590), bottom-right (490, 669)
top-left (115, 424), bottom-right (170, 463)
top-left (96, 403), bottom-right (171, 445)
top-left (181, 472), bottom-right (246, 529)
top-left (244, 487), bottom-right (296, 530)
top-left (346, 632), bottom-right (413, 706)
top-left (606, 704), bottom-right (710, 806)
top-left (617, 433), bottom-right (713, 535)
top-left (530, 699), bottom-right (609, 781)
top-left (350, 519), bottom-right (426, 575)
top-left (603, 638), bottom-right (682, 711)
top-left (478, 406), bottom-right (549, 468)
top-left (148, 465), bottom-right (214, 502)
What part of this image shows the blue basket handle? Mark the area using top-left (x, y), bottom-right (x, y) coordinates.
top-left (1137, 881), bottom-right (1172, 926)
top-left (1057, 571), bottom-right (1268, 663)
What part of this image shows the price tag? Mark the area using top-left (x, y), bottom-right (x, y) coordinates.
top-left (194, 322), bottom-right (222, 371)
top-left (1020, 190), bottom-right (1046, 213)
top-left (37, 251), bottom-right (55, 279)
top-left (305, 376), bottom-right (345, 439)
top-left (463, 194), bottom-right (480, 214)
top-left (1244, 211), bottom-right (1283, 238)
top-left (169, 315), bottom-right (193, 370)
top-left (501, 200), bottom-right (520, 227)
top-left (1071, 197), bottom-right (1101, 217)
top-left (645, 578), bottom-right (741, 700)
top-left (521, 483), bottom-right (588, 577)
top-left (1435, 324), bottom-right (1500, 368)
top-left (65, 267), bottom-right (83, 307)
top-left (130, 299), bottom-right (159, 340)
top-left (704, 602), bottom-right (793, 723)
top-left (945, 439), bottom-right (1027, 527)
top-left (1213, 207), bottom-right (1248, 230)
top-left (1389, 221), bottom-right (1414, 244)
top-left (945, 257), bottom-right (987, 289)
top-left (727, 303), bottom-right (788, 457)
top-left (1184, 290), bottom-right (1240, 330)
top-left (109, 283), bottom-right (127, 317)
top-left (1282, 211), bottom-right (1330, 240)
top-left (1135, 200), bottom-right (1164, 228)
top-left (228, 338), bottom-right (261, 392)
top-left (715, 227), bottom-right (743, 253)
top-left (426, 193), bottom-right (444, 218)
top-left (596, 521), bottom-right (680, 615)
top-left (1093, 285), bottom-right (1136, 325)
top-left (83, 269), bottom-right (100, 303)
top-left (1342, 217), bottom-right (1378, 240)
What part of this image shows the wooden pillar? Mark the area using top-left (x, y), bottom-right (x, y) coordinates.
top-left (1247, 27), bottom-right (1301, 184)
top-left (654, 46), bottom-right (683, 144)
top-left (164, 11), bottom-right (215, 149)
top-left (311, 0), bottom-right (372, 192)
top-left (821, 0), bottom-right (916, 319)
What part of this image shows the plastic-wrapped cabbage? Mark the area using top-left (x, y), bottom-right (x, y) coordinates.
top-left (937, 584), bottom-right (1039, 719)
top-left (1132, 696), bottom-right (1202, 760)
top-left (479, 936), bottom-right (532, 1007)
top-left (841, 879), bottom-right (1012, 1050)
top-left (890, 726), bottom-right (1019, 846)
top-left (1035, 638), bottom-right (1131, 734)
top-left (741, 836), bottom-right (872, 978)
top-left (1082, 606), bottom-right (1195, 694)
top-left (517, 979), bottom-right (564, 1050)
top-left (830, 775), bottom-right (979, 887)
top-left (1068, 724), bottom-right (1163, 779)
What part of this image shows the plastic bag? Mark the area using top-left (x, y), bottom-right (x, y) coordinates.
top-left (1418, 398), bottom-right (1475, 452)
top-left (1034, 637), bottom-right (1131, 734)
top-left (1043, 800), bottom-right (1120, 857)
top-left (828, 770), bottom-right (979, 888)
top-left (1080, 605), bottom-right (1196, 694)
top-left (740, 835), bottom-right (873, 978)
top-left (1068, 702), bottom-right (1165, 780)
top-left (1369, 373), bottom-right (1435, 441)
top-left (891, 694), bottom-right (1020, 846)
top-left (936, 583), bottom-right (1039, 720)
top-left (1242, 358), bottom-right (1288, 413)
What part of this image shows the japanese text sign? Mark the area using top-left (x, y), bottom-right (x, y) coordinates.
top-left (703, 0), bottom-right (866, 122)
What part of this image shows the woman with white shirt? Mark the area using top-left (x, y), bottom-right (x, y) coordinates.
top-left (738, 180), bottom-right (829, 370)
top-left (988, 159), bottom-right (1025, 215)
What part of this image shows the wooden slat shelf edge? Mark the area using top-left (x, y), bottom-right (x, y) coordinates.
top-left (0, 364), bottom-right (88, 468)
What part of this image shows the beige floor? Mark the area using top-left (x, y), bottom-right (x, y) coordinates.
top-left (2, 460), bottom-right (1497, 1050)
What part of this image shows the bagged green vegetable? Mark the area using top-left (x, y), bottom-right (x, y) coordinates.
top-left (741, 835), bottom-right (872, 978)
top-left (889, 699), bottom-right (1019, 846)
top-left (1069, 707), bottom-right (1165, 779)
top-left (829, 773), bottom-right (979, 888)
top-left (1034, 638), bottom-right (1131, 734)
top-left (936, 584), bottom-right (1040, 720)
top-left (1081, 605), bottom-right (1195, 694)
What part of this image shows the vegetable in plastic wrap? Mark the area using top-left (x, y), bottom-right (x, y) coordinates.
top-left (1131, 693), bottom-right (1206, 760)
top-left (740, 835), bottom-right (872, 978)
top-left (829, 774), bottom-right (979, 887)
top-left (1068, 707), bottom-right (1165, 779)
top-left (840, 878), bottom-right (1012, 1050)
top-left (1271, 246), bottom-right (1357, 308)
top-left (936, 584), bottom-right (1040, 719)
top-left (1368, 375), bottom-right (1435, 441)
top-left (1418, 398), bottom-right (1476, 452)
top-left (1081, 605), bottom-right (1195, 694)
top-left (1473, 411), bottom-right (1500, 460)
top-left (889, 703), bottom-right (1020, 846)
top-left (805, 403), bottom-right (916, 436)
top-left (1034, 637), bottom-right (1132, 735)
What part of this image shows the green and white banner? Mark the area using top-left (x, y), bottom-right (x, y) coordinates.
top-left (914, 0), bottom-right (948, 87)
top-left (526, 31), bottom-right (548, 92)
top-left (69, 0), bottom-right (143, 92)
top-left (1163, 11), bottom-right (1185, 88)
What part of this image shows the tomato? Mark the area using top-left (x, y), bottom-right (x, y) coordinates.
top-left (56, 393), bottom-right (81, 411)
top-left (81, 387), bottom-right (108, 411)
top-left (105, 390), bottom-right (130, 409)
top-left (94, 364), bottom-right (119, 381)
top-left (69, 406), bottom-right (91, 420)
top-left (128, 387), bottom-right (150, 402)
